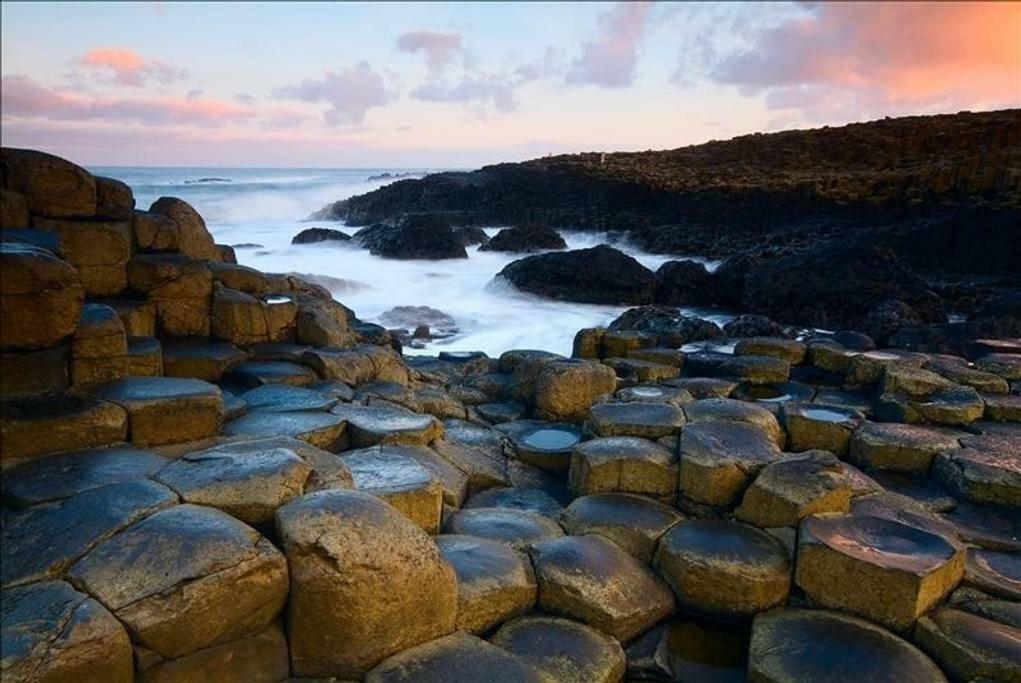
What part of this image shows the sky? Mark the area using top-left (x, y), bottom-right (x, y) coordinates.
top-left (2, 1), bottom-right (1019, 168)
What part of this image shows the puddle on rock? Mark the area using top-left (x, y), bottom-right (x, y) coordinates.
top-left (521, 427), bottom-right (580, 451)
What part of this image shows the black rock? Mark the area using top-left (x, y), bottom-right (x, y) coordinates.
top-left (454, 227), bottom-right (490, 246)
top-left (352, 215), bottom-right (467, 260)
top-left (291, 227), bottom-right (351, 245)
top-left (656, 260), bottom-right (714, 305)
top-left (497, 245), bottom-right (657, 305)
top-left (608, 306), bottom-right (723, 347)
top-left (480, 225), bottom-right (567, 253)
top-left (723, 314), bottom-right (788, 338)
top-left (711, 255), bottom-right (754, 307)
top-left (862, 299), bottom-right (924, 344)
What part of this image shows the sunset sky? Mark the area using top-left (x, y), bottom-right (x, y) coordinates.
top-left (2, 1), bottom-right (1018, 167)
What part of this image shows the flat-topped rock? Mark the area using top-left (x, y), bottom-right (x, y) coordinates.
top-left (587, 401), bottom-right (686, 438)
top-left (464, 486), bottom-right (564, 518)
top-left (876, 386), bottom-right (985, 426)
top-left (275, 490), bottom-right (457, 677)
top-left (391, 444), bottom-right (470, 507)
top-left (331, 403), bottom-right (443, 447)
top-left (933, 446), bottom-right (1021, 508)
top-left (880, 364), bottom-right (957, 397)
top-left (340, 446), bottom-right (444, 532)
top-left (731, 381), bottom-right (816, 413)
top-left (188, 435), bottom-right (353, 493)
top-left (225, 360), bottom-right (317, 388)
top-left (526, 358), bottom-right (618, 422)
top-left (1, 479), bottom-right (176, 587)
top-left (491, 615), bottom-right (626, 683)
top-left (784, 400), bottom-right (863, 451)
top-left (849, 422), bottom-right (961, 474)
top-left (127, 335), bottom-right (162, 376)
top-left (684, 351), bottom-right (791, 385)
top-left (561, 493), bottom-right (683, 562)
top-left (91, 376), bottom-right (223, 446)
top-left (615, 384), bottom-right (693, 405)
top-left (127, 254), bottom-right (212, 337)
top-left (0, 344), bottom-right (70, 400)
top-left (603, 356), bottom-right (680, 382)
top-left (914, 602), bottom-right (1021, 683)
top-left (655, 519), bottom-right (791, 619)
top-left (443, 507), bottom-right (563, 550)
top-left (222, 410), bottom-right (346, 450)
top-left (161, 340), bottom-right (246, 381)
top-left (749, 608), bottom-right (947, 683)
top-left (734, 337), bottom-right (807, 364)
top-left (677, 420), bottom-right (782, 508)
top-left (976, 353), bottom-right (1021, 380)
top-left (869, 470), bottom-right (957, 512)
top-left (33, 216), bottom-right (132, 296)
top-left (926, 357), bottom-right (1011, 394)
top-left (0, 394), bottom-right (127, 462)
top-left (435, 535), bottom-right (536, 634)
top-left (845, 349), bottom-right (928, 385)
top-left (808, 341), bottom-right (859, 373)
top-left (965, 548), bottom-right (1021, 601)
top-left (984, 392), bottom-right (1021, 422)
top-left (1, 580), bottom-right (133, 683)
top-left (69, 504), bottom-right (287, 659)
top-left (664, 376), bottom-right (737, 398)
top-left (735, 451), bottom-right (851, 528)
top-left (796, 513), bottom-right (965, 630)
top-left (2, 446), bottom-right (168, 507)
top-left (431, 419), bottom-right (510, 492)
top-left (530, 534), bottom-right (674, 641)
top-left (357, 380), bottom-right (424, 412)
top-left (683, 397), bottom-right (784, 447)
top-left (155, 444), bottom-right (311, 524)
top-left (497, 419), bottom-right (582, 471)
top-left (240, 383), bottom-right (337, 412)
top-left (70, 303), bottom-right (129, 385)
top-left (476, 400), bottom-right (525, 423)
top-left (569, 436), bottom-right (678, 502)
top-left (366, 631), bottom-right (544, 683)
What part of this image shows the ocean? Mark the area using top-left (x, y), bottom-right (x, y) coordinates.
top-left (92, 166), bottom-right (733, 356)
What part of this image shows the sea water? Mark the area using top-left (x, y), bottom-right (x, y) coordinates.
top-left (94, 166), bottom-right (731, 356)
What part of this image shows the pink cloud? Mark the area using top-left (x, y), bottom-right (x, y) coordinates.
top-left (711, 2), bottom-right (1021, 117)
top-left (397, 31), bottom-right (463, 73)
top-left (1, 75), bottom-right (256, 126)
top-left (272, 62), bottom-right (392, 126)
top-left (567, 2), bottom-right (654, 88)
top-left (77, 47), bottom-right (189, 86)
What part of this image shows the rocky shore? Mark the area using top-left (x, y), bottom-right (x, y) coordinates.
top-left (2, 147), bottom-right (1020, 682)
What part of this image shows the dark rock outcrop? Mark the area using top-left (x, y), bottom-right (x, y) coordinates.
top-left (608, 306), bottom-right (723, 347)
top-left (454, 226), bottom-right (490, 246)
top-left (352, 215), bottom-right (467, 260)
top-left (292, 227), bottom-right (351, 244)
top-left (497, 245), bottom-right (657, 304)
top-left (480, 225), bottom-right (567, 253)
top-left (656, 260), bottom-right (713, 305)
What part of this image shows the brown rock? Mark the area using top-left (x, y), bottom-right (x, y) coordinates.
top-left (735, 451), bottom-right (851, 528)
top-left (0, 395), bottom-right (127, 462)
top-left (133, 210), bottom-right (179, 252)
top-left (0, 243), bottom-right (83, 350)
top-left (33, 216), bottom-right (133, 296)
top-left (561, 493), bottom-right (683, 562)
top-left (366, 631), bottom-right (544, 683)
top-left (569, 436), bottom-right (678, 502)
top-left (90, 377), bottom-right (223, 447)
top-left (0, 188), bottom-right (29, 227)
top-left (0, 345), bottom-right (69, 399)
top-left (677, 420), bottom-right (782, 508)
top-left (2, 147), bottom-right (96, 218)
top-left (127, 254), bottom-right (212, 337)
top-left (70, 303), bottom-right (129, 385)
top-left (781, 402), bottom-right (864, 456)
top-left (94, 176), bottom-right (134, 219)
top-left (913, 601), bottom-right (1021, 682)
top-left (136, 622), bottom-right (289, 683)
top-left (149, 197), bottom-right (218, 260)
top-left (491, 615), bottom-right (627, 683)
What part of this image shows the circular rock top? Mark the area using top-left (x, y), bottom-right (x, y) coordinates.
top-left (800, 514), bottom-right (958, 574)
top-left (749, 608), bottom-right (947, 683)
top-left (491, 615), bottom-right (626, 683)
top-left (658, 519), bottom-right (791, 576)
top-left (587, 401), bottom-right (686, 438)
top-left (443, 507), bottom-right (564, 550)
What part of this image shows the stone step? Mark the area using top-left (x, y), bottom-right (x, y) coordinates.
top-left (1, 395), bottom-right (127, 463)
top-left (90, 377), bottom-right (223, 447)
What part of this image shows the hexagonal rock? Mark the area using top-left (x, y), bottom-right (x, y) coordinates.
top-left (748, 608), bottom-right (947, 683)
top-left (210, 285), bottom-right (297, 346)
top-left (431, 419), bottom-right (510, 492)
top-left (926, 357), bottom-right (1010, 394)
top-left (69, 504), bottom-right (287, 659)
top-left (1, 580), bottom-right (133, 683)
top-left (665, 376), bottom-right (737, 399)
top-left (1, 479), bottom-right (177, 588)
top-left (677, 421), bottom-right (782, 508)
top-left (530, 534), bottom-right (674, 640)
top-left (849, 422), bottom-right (961, 474)
top-left (366, 631), bottom-right (544, 683)
top-left (90, 377), bottom-right (223, 446)
top-left (226, 360), bottom-right (317, 388)
top-left (684, 352), bottom-right (791, 385)
top-left (127, 254), bottom-right (212, 337)
top-left (914, 602), bottom-right (1021, 683)
top-left (561, 493), bottom-right (683, 562)
top-left (491, 615), bottom-right (627, 683)
top-left (161, 340), bottom-right (246, 382)
top-left (0, 243), bottom-right (83, 351)
top-left (735, 451), bottom-right (851, 528)
top-left (1, 447), bottom-right (168, 507)
top-left (569, 436), bottom-right (678, 502)
top-left (444, 507), bottom-right (564, 550)
top-left (497, 419), bottom-right (582, 471)
top-left (615, 384), bottom-right (693, 405)
top-left (964, 548), bottom-right (1021, 601)
top-left (33, 216), bottom-right (133, 296)
top-left (0, 395), bottom-right (127, 462)
top-left (683, 397), bottom-right (784, 447)
top-left (2, 147), bottom-right (96, 217)
top-left (197, 435), bottom-right (354, 493)
top-left (302, 346), bottom-right (376, 385)
top-left (156, 445), bottom-right (311, 524)
top-left (880, 364), bottom-right (958, 397)
top-left (464, 486), bottom-right (564, 518)
top-left (781, 402), bottom-right (864, 456)
top-left (70, 303), bottom-right (129, 385)
top-left (587, 402), bottom-right (686, 439)
top-left (240, 383), bottom-right (337, 412)
top-left (148, 196), bottom-right (218, 260)
top-left (654, 519), bottom-right (791, 619)
top-left (435, 535), bottom-right (536, 634)
top-left (795, 514), bottom-right (965, 631)
top-left (529, 358), bottom-right (618, 422)
top-left (127, 336), bottom-right (162, 377)
top-left (734, 337), bottom-right (807, 364)
top-left (868, 470), bottom-right (956, 513)
top-left (331, 403), bottom-right (443, 447)
top-left (134, 621), bottom-right (289, 683)
top-left (387, 444), bottom-right (470, 507)
top-left (276, 490), bottom-right (457, 677)
top-left (603, 357), bottom-right (680, 382)
top-left (876, 386), bottom-right (986, 426)
top-left (845, 350), bottom-right (928, 386)
top-left (932, 447), bottom-right (1021, 508)
top-left (340, 446), bottom-right (444, 532)
top-left (984, 392), bottom-right (1021, 422)
top-left (222, 411), bottom-right (347, 450)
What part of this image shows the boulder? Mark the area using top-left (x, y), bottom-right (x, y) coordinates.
top-left (497, 245), bottom-right (657, 304)
top-left (724, 314), bottom-right (788, 339)
top-left (105, 298), bottom-right (157, 337)
top-left (748, 608), bottom-right (947, 683)
top-left (149, 197), bottom-right (219, 260)
top-left (608, 306), bottom-right (723, 346)
top-left (291, 227), bottom-right (351, 244)
top-left (436, 535), bottom-right (536, 634)
top-left (70, 303), bottom-right (129, 385)
top-left (677, 420), bottom-right (782, 509)
top-left (529, 534), bottom-right (675, 640)
top-left (655, 259), bottom-right (713, 305)
top-left (2, 147), bottom-right (96, 218)
top-left (208, 261), bottom-right (267, 293)
top-left (454, 226), bottom-right (490, 246)
top-left (331, 403), bottom-right (443, 447)
top-left (90, 377), bottom-right (223, 446)
top-left (683, 398), bottom-right (785, 449)
top-left (735, 451), bottom-right (851, 528)
top-left (135, 621), bottom-right (289, 683)
top-left (31, 216), bottom-right (132, 296)
top-left (863, 299), bottom-right (926, 344)
top-left (781, 402), bottom-right (865, 456)
top-left (528, 359), bottom-right (617, 421)
top-left (69, 505), bottom-right (288, 660)
top-left (665, 376), bottom-right (737, 399)
top-left (933, 444), bottom-right (1021, 508)
top-left (654, 519), bottom-right (791, 619)
top-left (354, 215), bottom-right (467, 259)
top-left (1, 580), bottom-right (133, 683)
top-left (915, 601), bottom-right (1021, 682)
top-left (0, 243), bottom-right (83, 350)
top-left (94, 176), bottom-right (134, 219)
top-left (561, 493), bottom-right (683, 562)
top-left (849, 422), bottom-right (961, 474)
top-left (211, 284), bottom-right (297, 345)
top-left (133, 210), bottom-right (180, 252)
top-left (479, 224), bottom-right (567, 252)
top-left (569, 436), bottom-right (678, 502)
top-left (684, 351), bottom-right (791, 385)
top-left (735, 337), bottom-right (806, 364)
top-left (491, 616), bottom-right (627, 683)
top-left (161, 340), bottom-right (246, 381)
top-left (275, 490), bottom-right (457, 677)
top-left (295, 295), bottom-right (353, 346)
top-left (795, 514), bottom-right (965, 631)
top-left (0, 395), bottom-right (127, 462)
top-left (443, 507), bottom-right (564, 550)
top-left (366, 631), bottom-right (544, 683)
top-left (127, 254), bottom-right (212, 337)
top-left (340, 446), bottom-right (444, 532)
